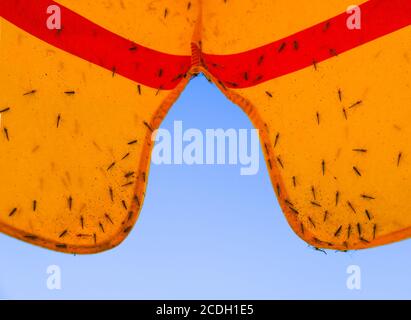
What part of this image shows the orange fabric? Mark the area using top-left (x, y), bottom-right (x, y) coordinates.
top-left (0, 0), bottom-right (410, 253)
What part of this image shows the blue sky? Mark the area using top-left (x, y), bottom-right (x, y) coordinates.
top-left (1, 75), bottom-right (411, 299)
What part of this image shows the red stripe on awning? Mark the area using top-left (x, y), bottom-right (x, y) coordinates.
top-left (202, 0), bottom-right (411, 89)
top-left (0, 0), bottom-right (191, 90)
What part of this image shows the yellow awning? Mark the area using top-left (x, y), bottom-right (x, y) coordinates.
top-left (0, 0), bottom-right (410, 253)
